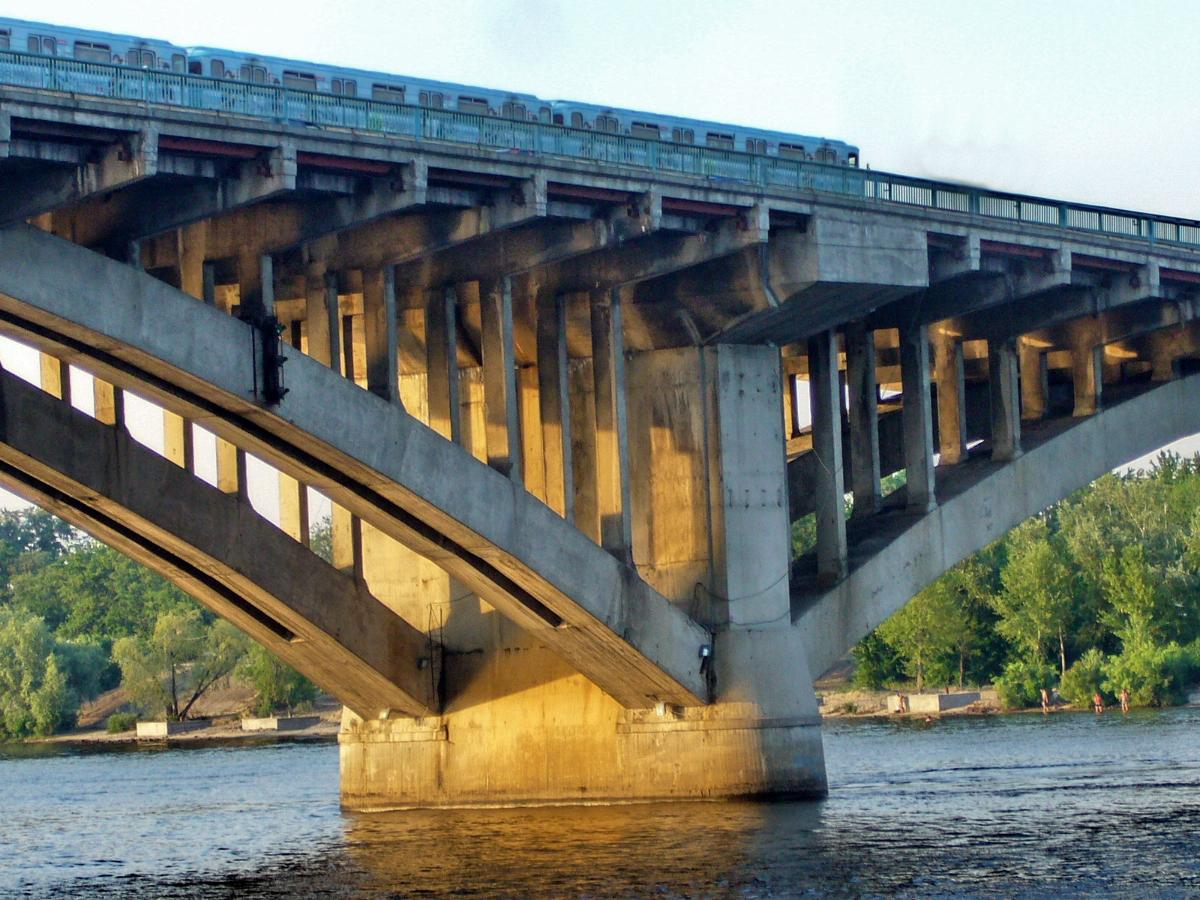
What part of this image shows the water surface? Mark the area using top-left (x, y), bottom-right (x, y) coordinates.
top-left (2, 709), bottom-right (1198, 897)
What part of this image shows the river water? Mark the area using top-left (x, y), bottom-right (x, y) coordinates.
top-left (2, 708), bottom-right (1199, 897)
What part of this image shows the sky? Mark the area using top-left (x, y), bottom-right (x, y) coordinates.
top-left (0, 0), bottom-right (1197, 513)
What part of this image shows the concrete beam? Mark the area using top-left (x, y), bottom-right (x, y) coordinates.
top-left (480, 276), bottom-right (522, 480)
top-left (0, 367), bottom-right (434, 718)
top-left (591, 287), bottom-right (633, 558)
top-left (0, 129), bottom-right (158, 225)
top-left (988, 337), bottom-right (1022, 461)
top-left (845, 322), bottom-right (881, 517)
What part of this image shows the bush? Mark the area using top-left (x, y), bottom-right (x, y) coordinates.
top-left (852, 631), bottom-right (906, 690)
top-left (106, 712), bottom-right (138, 733)
top-left (1102, 641), bottom-right (1200, 707)
top-left (1059, 648), bottom-right (1109, 707)
top-left (994, 658), bottom-right (1057, 710)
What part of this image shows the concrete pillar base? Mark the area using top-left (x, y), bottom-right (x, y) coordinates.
top-left (339, 633), bottom-right (827, 809)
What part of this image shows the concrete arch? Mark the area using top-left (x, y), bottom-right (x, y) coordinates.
top-left (794, 375), bottom-right (1200, 678)
top-left (0, 366), bottom-right (435, 718)
top-left (0, 223), bottom-right (707, 707)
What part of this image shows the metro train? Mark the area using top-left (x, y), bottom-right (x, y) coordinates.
top-left (0, 16), bottom-right (861, 167)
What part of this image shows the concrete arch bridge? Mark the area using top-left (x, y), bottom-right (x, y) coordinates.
top-left (2, 79), bottom-right (1200, 807)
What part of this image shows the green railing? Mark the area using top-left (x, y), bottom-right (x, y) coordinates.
top-left (3, 49), bottom-right (1199, 251)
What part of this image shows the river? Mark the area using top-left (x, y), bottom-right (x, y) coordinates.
top-left (2, 708), bottom-right (1199, 897)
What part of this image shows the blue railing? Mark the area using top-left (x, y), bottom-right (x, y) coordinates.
top-left (2, 49), bottom-right (1199, 251)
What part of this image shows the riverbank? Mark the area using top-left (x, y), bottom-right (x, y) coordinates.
top-left (818, 687), bottom-right (1003, 718)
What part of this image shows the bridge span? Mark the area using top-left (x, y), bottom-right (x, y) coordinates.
top-left (3, 57), bottom-right (1200, 807)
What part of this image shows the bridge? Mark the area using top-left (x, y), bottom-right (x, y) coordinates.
top-left (3, 51), bottom-right (1200, 808)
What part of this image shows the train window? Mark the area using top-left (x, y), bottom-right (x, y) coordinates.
top-left (847, 153), bottom-right (859, 168)
top-left (706, 132), bottom-right (734, 150)
top-left (418, 90), bottom-right (444, 108)
top-left (570, 112), bottom-right (585, 128)
top-left (210, 59), bottom-right (225, 78)
top-left (671, 127), bottom-right (694, 144)
top-left (188, 61), bottom-right (201, 74)
top-left (28, 35), bottom-right (56, 55)
top-left (372, 84), bottom-right (405, 103)
top-left (282, 70), bottom-right (317, 90)
top-left (0, 30), bottom-right (9, 51)
top-left (539, 106), bottom-right (551, 123)
top-left (240, 64), bottom-right (268, 84)
top-left (171, 53), bottom-right (186, 73)
top-left (458, 95), bottom-right (489, 114)
top-left (778, 142), bottom-right (806, 159)
top-left (596, 114), bottom-right (619, 133)
top-left (630, 121), bottom-right (661, 140)
top-left (745, 138), bottom-right (766, 154)
top-left (332, 78), bottom-right (357, 97)
top-left (501, 101), bottom-right (526, 120)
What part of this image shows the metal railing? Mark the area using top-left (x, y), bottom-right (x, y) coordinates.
top-left (2, 49), bottom-right (1199, 252)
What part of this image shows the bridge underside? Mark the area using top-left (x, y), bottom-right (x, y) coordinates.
top-left (2, 88), bottom-right (1200, 806)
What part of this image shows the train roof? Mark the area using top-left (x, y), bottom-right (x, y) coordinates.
top-left (0, 16), bottom-right (180, 48)
top-left (185, 45), bottom-right (541, 102)
top-left (548, 98), bottom-right (855, 150)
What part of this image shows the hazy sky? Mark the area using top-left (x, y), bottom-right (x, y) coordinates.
top-left (0, 1), bottom-right (1196, 513)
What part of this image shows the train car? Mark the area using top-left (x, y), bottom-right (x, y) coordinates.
top-left (185, 46), bottom-right (548, 121)
top-left (549, 99), bottom-right (859, 167)
top-left (0, 16), bottom-right (186, 72)
top-left (0, 16), bottom-right (862, 167)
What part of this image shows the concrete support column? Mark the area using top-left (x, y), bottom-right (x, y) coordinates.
top-left (1019, 338), bottom-right (1048, 421)
top-left (1067, 317), bottom-right (1103, 417)
top-left (591, 288), bottom-right (632, 559)
top-left (93, 380), bottom-right (124, 429)
top-left (362, 266), bottom-right (399, 404)
top-left (712, 344), bottom-right (791, 626)
top-left (341, 342), bottom-right (827, 810)
top-left (177, 224), bottom-right (206, 301)
top-left (536, 289), bottom-right (572, 519)
top-left (899, 323), bottom-right (936, 513)
top-left (845, 322), bottom-right (881, 518)
top-left (425, 285), bottom-right (461, 443)
top-left (215, 437), bottom-right (246, 498)
top-left (932, 327), bottom-right (967, 465)
top-left (988, 337), bottom-right (1022, 462)
top-left (237, 252), bottom-right (272, 322)
top-left (163, 411), bottom-right (194, 471)
top-left (807, 330), bottom-right (848, 585)
top-left (331, 504), bottom-right (364, 580)
top-left (1148, 331), bottom-right (1182, 382)
top-left (279, 475), bottom-right (310, 547)
top-left (39, 354), bottom-right (70, 404)
top-left (569, 358), bottom-right (600, 542)
top-left (480, 276), bottom-right (522, 482)
top-left (303, 267), bottom-right (335, 368)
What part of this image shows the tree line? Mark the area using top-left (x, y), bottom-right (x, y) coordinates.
top-left (851, 452), bottom-right (1200, 709)
top-left (0, 510), bottom-right (318, 739)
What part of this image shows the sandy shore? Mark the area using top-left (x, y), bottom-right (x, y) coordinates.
top-left (32, 709), bottom-right (342, 746)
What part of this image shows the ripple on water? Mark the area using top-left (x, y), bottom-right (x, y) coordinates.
top-left (1, 708), bottom-right (1199, 897)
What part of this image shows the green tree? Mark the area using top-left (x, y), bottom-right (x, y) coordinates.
top-left (12, 543), bottom-right (194, 647)
top-left (0, 608), bottom-right (84, 737)
top-left (851, 631), bottom-right (905, 690)
top-left (113, 609), bottom-right (248, 720)
top-left (237, 642), bottom-right (317, 716)
top-left (992, 518), bottom-right (1075, 675)
top-left (878, 585), bottom-right (968, 692)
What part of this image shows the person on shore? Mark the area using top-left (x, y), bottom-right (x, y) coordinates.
top-left (1040, 688), bottom-right (1051, 715)
top-left (1120, 687), bottom-right (1131, 713)
top-left (1093, 691), bottom-right (1104, 714)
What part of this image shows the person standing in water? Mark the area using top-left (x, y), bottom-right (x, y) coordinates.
top-left (1093, 691), bottom-right (1104, 714)
top-left (1040, 688), bottom-right (1051, 715)
top-left (1120, 687), bottom-right (1131, 713)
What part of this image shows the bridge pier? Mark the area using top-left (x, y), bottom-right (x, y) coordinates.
top-left (338, 342), bottom-right (825, 808)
